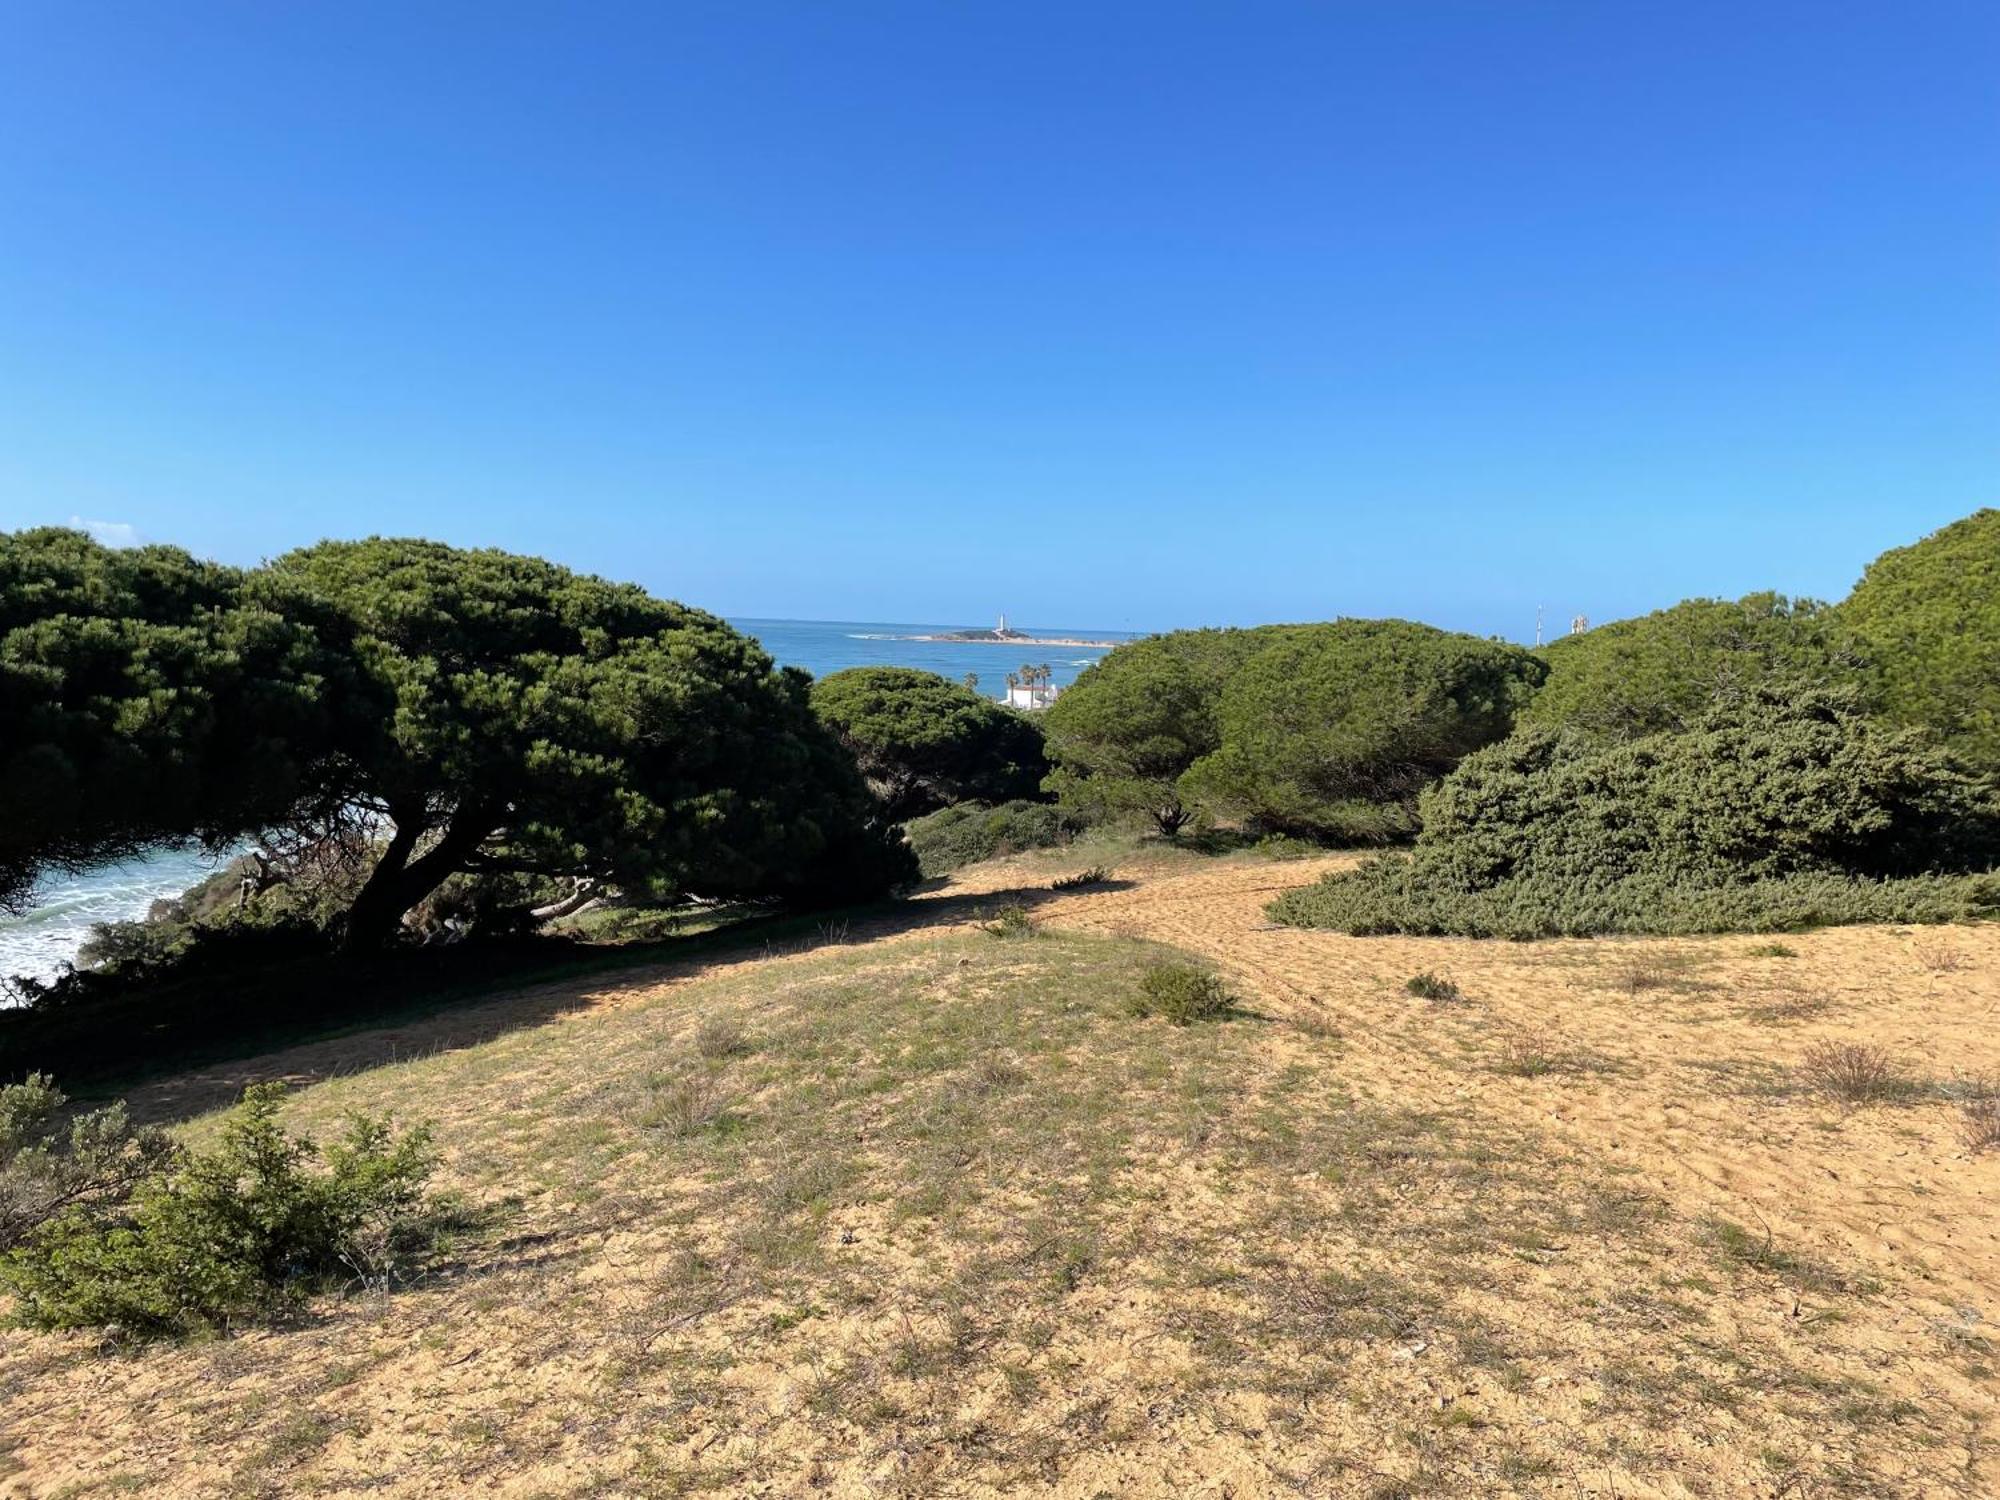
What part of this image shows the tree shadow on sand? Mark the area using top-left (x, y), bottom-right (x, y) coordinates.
top-left (97, 876), bottom-right (1139, 1126)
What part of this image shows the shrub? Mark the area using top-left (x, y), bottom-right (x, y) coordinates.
top-left (904, 800), bottom-right (1084, 878)
top-left (1404, 971), bottom-right (1462, 1002)
top-left (811, 666), bottom-right (1051, 820)
top-left (1494, 1027), bottom-right (1571, 1077)
top-left (1911, 936), bottom-right (1967, 974)
top-left (1128, 963), bottom-right (1234, 1025)
top-left (626, 1068), bottom-right (733, 1138)
top-left (1182, 620), bottom-right (1545, 843)
top-left (1272, 687), bottom-right (2000, 938)
top-left (1, 1074), bottom-right (177, 1252)
top-left (1, 1082), bottom-right (438, 1335)
top-left (1523, 593), bottom-right (1867, 742)
top-left (1042, 627), bottom-right (1288, 837)
top-left (1842, 508), bottom-right (2000, 767)
top-left (694, 1015), bottom-right (753, 1059)
top-left (1960, 1098), bottom-right (2000, 1152)
top-left (1797, 1042), bottom-right (1907, 1105)
top-left (1250, 833), bottom-right (1321, 861)
top-left (1050, 866), bottom-right (1111, 891)
top-left (980, 904), bottom-right (1036, 939)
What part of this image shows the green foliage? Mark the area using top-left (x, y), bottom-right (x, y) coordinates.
top-left (1523, 593), bottom-right (1866, 741)
top-left (0, 529), bottom-right (347, 914)
top-left (980, 904), bottom-right (1036, 939)
top-left (1, 1082), bottom-right (438, 1335)
top-left (810, 666), bottom-right (1050, 820)
top-left (267, 539), bottom-right (915, 948)
top-left (1127, 962), bottom-right (1234, 1025)
top-left (0, 530), bottom-right (917, 951)
top-left (1273, 687), bottom-right (2000, 938)
top-left (1041, 627), bottom-right (1295, 837)
top-left (1049, 866), bottom-right (1111, 891)
top-left (1277, 862), bottom-right (2000, 941)
top-left (903, 799), bottom-right (1083, 878)
top-left (1404, 971), bottom-right (1462, 1002)
top-left (0, 1074), bottom-right (177, 1253)
top-left (1183, 620), bottom-right (1545, 842)
top-left (1842, 508), bottom-right (2000, 766)
top-left (1046, 621), bottom-right (1537, 843)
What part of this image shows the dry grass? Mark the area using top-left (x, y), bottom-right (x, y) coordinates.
top-left (1914, 936), bottom-right (1969, 974)
top-left (1961, 1097), bottom-right (2000, 1153)
top-left (1493, 1025), bottom-right (1576, 1077)
top-left (1798, 1040), bottom-right (1909, 1104)
top-left (5, 850), bottom-right (1999, 1499)
top-left (1614, 950), bottom-right (1710, 995)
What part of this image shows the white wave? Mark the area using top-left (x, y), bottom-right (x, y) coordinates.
top-left (0, 848), bottom-right (228, 989)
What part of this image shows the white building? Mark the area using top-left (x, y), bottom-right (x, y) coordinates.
top-left (1005, 678), bottom-right (1061, 711)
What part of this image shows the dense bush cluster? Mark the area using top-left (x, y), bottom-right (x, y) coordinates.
top-left (904, 799), bottom-right (1084, 877)
top-left (811, 666), bottom-right (1050, 819)
top-left (0, 1077), bottom-right (441, 1335)
top-left (1521, 593), bottom-right (1866, 741)
top-left (1843, 508), bottom-right (2000, 767)
top-left (1272, 690), bottom-right (2000, 938)
top-left (1044, 620), bottom-right (1540, 840)
top-left (0, 532), bottom-right (917, 964)
top-left (6, 505), bottom-right (2000, 1041)
top-left (1184, 620), bottom-right (1545, 841)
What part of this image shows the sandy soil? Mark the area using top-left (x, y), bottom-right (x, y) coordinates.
top-left (5, 848), bottom-right (1998, 1498)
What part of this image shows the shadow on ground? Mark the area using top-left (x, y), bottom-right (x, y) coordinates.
top-left (112, 877), bottom-right (1139, 1126)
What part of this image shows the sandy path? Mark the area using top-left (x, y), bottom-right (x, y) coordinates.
top-left (997, 855), bottom-right (2000, 1326)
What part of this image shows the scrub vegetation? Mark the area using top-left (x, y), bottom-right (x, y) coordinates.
top-left (3, 506), bottom-right (2000, 1495)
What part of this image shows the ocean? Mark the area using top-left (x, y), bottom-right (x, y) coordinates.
top-left (0, 618), bottom-right (1132, 986)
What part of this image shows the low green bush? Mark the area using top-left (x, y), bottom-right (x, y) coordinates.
top-left (1273, 687), bottom-right (2000, 939)
top-left (904, 800), bottom-right (1085, 878)
top-left (1, 1080), bottom-right (441, 1336)
top-left (980, 904), bottom-right (1036, 939)
top-left (1127, 963), bottom-right (1234, 1025)
top-left (1049, 866), bottom-right (1112, 891)
top-left (1, 1074), bottom-right (176, 1253)
top-left (1404, 971), bottom-right (1462, 1002)
top-left (1274, 861), bottom-right (2000, 940)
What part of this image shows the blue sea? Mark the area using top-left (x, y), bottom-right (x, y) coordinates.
top-left (0, 618), bottom-right (1134, 986)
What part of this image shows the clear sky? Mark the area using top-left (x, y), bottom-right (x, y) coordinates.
top-left (2, 2), bottom-right (1994, 637)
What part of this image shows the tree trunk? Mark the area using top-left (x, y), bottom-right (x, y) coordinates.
top-left (339, 802), bottom-right (498, 953)
top-left (530, 879), bottom-right (602, 922)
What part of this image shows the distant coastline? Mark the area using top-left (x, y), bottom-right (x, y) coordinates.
top-left (908, 631), bottom-right (1124, 648)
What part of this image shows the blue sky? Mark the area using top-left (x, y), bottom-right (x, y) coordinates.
top-left (2, 2), bottom-right (1994, 637)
